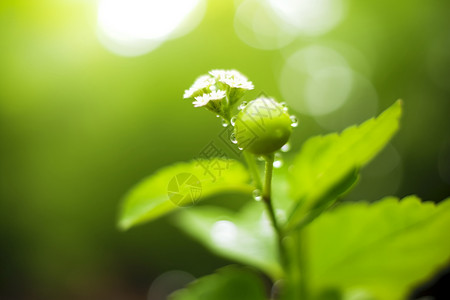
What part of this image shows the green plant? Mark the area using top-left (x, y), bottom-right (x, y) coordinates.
top-left (118, 70), bottom-right (450, 300)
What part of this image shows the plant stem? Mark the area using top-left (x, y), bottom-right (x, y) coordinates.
top-left (262, 153), bottom-right (288, 271)
top-left (283, 228), bottom-right (309, 300)
top-left (297, 229), bottom-right (309, 299)
top-left (243, 151), bottom-right (262, 189)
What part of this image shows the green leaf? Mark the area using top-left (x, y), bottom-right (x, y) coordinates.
top-left (169, 266), bottom-right (267, 300)
top-left (287, 100), bottom-right (402, 230)
top-left (118, 158), bottom-right (252, 230)
top-left (173, 202), bottom-right (283, 279)
top-left (272, 164), bottom-right (297, 215)
top-left (305, 196), bottom-right (450, 300)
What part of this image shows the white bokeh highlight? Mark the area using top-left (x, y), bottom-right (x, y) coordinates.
top-left (234, 0), bottom-right (346, 50)
top-left (234, 0), bottom-right (297, 50)
top-left (279, 44), bottom-right (379, 130)
top-left (268, 0), bottom-right (346, 36)
top-left (280, 45), bottom-right (352, 116)
top-left (97, 0), bottom-right (205, 56)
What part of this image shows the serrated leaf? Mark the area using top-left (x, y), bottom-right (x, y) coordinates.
top-left (169, 266), bottom-right (267, 300)
top-left (306, 196), bottom-right (450, 300)
top-left (173, 202), bottom-right (283, 279)
top-left (287, 100), bottom-right (402, 230)
top-left (118, 159), bottom-right (252, 230)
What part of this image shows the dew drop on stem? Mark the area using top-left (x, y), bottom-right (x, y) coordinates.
top-left (253, 189), bottom-right (262, 201)
top-left (230, 115), bottom-right (237, 126)
top-left (290, 115), bottom-right (298, 127)
top-left (273, 152), bottom-right (283, 168)
top-left (238, 101), bottom-right (248, 111)
top-left (230, 132), bottom-right (238, 144)
top-left (281, 142), bottom-right (291, 152)
top-left (221, 118), bottom-right (229, 127)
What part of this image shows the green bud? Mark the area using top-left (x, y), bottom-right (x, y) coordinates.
top-left (234, 97), bottom-right (293, 155)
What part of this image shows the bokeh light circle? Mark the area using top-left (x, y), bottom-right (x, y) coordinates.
top-left (234, 0), bottom-right (297, 50)
top-left (97, 0), bottom-right (205, 56)
top-left (267, 0), bottom-right (346, 36)
top-left (304, 66), bottom-right (353, 116)
top-left (279, 45), bottom-right (352, 116)
top-left (279, 44), bottom-right (379, 130)
top-left (313, 72), bottom-right (378, 131)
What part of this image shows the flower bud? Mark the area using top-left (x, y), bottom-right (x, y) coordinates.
top-left (234, 97), bottom-right (293, 155)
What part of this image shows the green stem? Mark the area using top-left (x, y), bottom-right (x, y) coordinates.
top-left (262, 153), bottom-right (288, 272)
top-left (223, 91), bottom-right (231, 122)
top-left (243, 151), bottom-right (262, 189)
top-left (297, 229), bottom-right (309, 299)
top-left (285, 229), bottom-right (309, 300)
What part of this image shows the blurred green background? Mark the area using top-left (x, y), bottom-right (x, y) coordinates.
top-left (1, 0), bottom-right (449, 299)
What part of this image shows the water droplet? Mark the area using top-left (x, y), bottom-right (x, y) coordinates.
top-left (230, 115), bottom-right (237, 126)
top-left (273, 152), bottom-right (283, 168)
top-left (238, 146), bottom-right (244, 150)
top-left (252, 189), bottom-right (262, 201)
top-left (238, 101), bottom-right (248, 111)
top-left (257, 156), bottom-right (265, 161)
top-left (290, 115), bottom-right (298, 127)
top-left (280, 102), bottom-right (289, 112)
top-left (221, 119), bottom-right (229, 127)
top-left (216, 114), bottom-right (220, 118)
top-left (230, 132), bottom-right (238, 144)
top-left (281, 142), bottom-right (291, 152)
top-left (273, 161), bottom-right (283, 168)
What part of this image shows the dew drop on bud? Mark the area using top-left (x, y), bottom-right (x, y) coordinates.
top-left (238, 101), bottom-right (248, 111)
top-left (230, 132), bottom-right (238, 144)
top-left (290, 115), bottom-right (298, 128)
top-left (222, 119), bottom-right (229, 127)
top-left (273, 152), bottom-right (283, 168)
top-left (253, 189), bottom-right (262, 201)
top-left (280, 102), bottom-right (289, 112)
top-left (238, 146), bottom-right (244, 150)
top-left (230, 115), bottom-right (237, 126)
top-left (281, 142), bottom-right (291, 153)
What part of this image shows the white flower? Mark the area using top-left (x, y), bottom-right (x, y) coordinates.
top-left (209, 69), bottom-right (254, 90)
top-left (183, 75), bottom-right (216, 99)
top-left (192, 90), bottom-right (227, 107)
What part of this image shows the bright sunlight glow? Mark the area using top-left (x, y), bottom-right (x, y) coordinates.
top-left (97, 0), bottom-right (204, 56)
top-left (267, 0), bottom-right (346, 36)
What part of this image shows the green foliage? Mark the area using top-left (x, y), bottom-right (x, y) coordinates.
top-left (169, 266), bottom-right (267, 300)
top-left (174, 202), bottom-right (282, 279)
top-left (306, 196), bottom-right (450, 300)
top-left (118, 158), bottom-right (251, 230)
top-left (287, 100), bottom-right (402, 231)
top-left (120, 100), bottom-right (450, 299)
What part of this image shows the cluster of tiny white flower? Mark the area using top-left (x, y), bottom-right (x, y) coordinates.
top-left (209, 69), bottom-right (254, 90)
top-left (192, 90), bottom-right (227, 107)
top-left (183, 69), bottom-right (254, 119)
top-left (183, 75), bottom-right (216, 99)
top-left (183, 70), bottom-right (253, 104)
